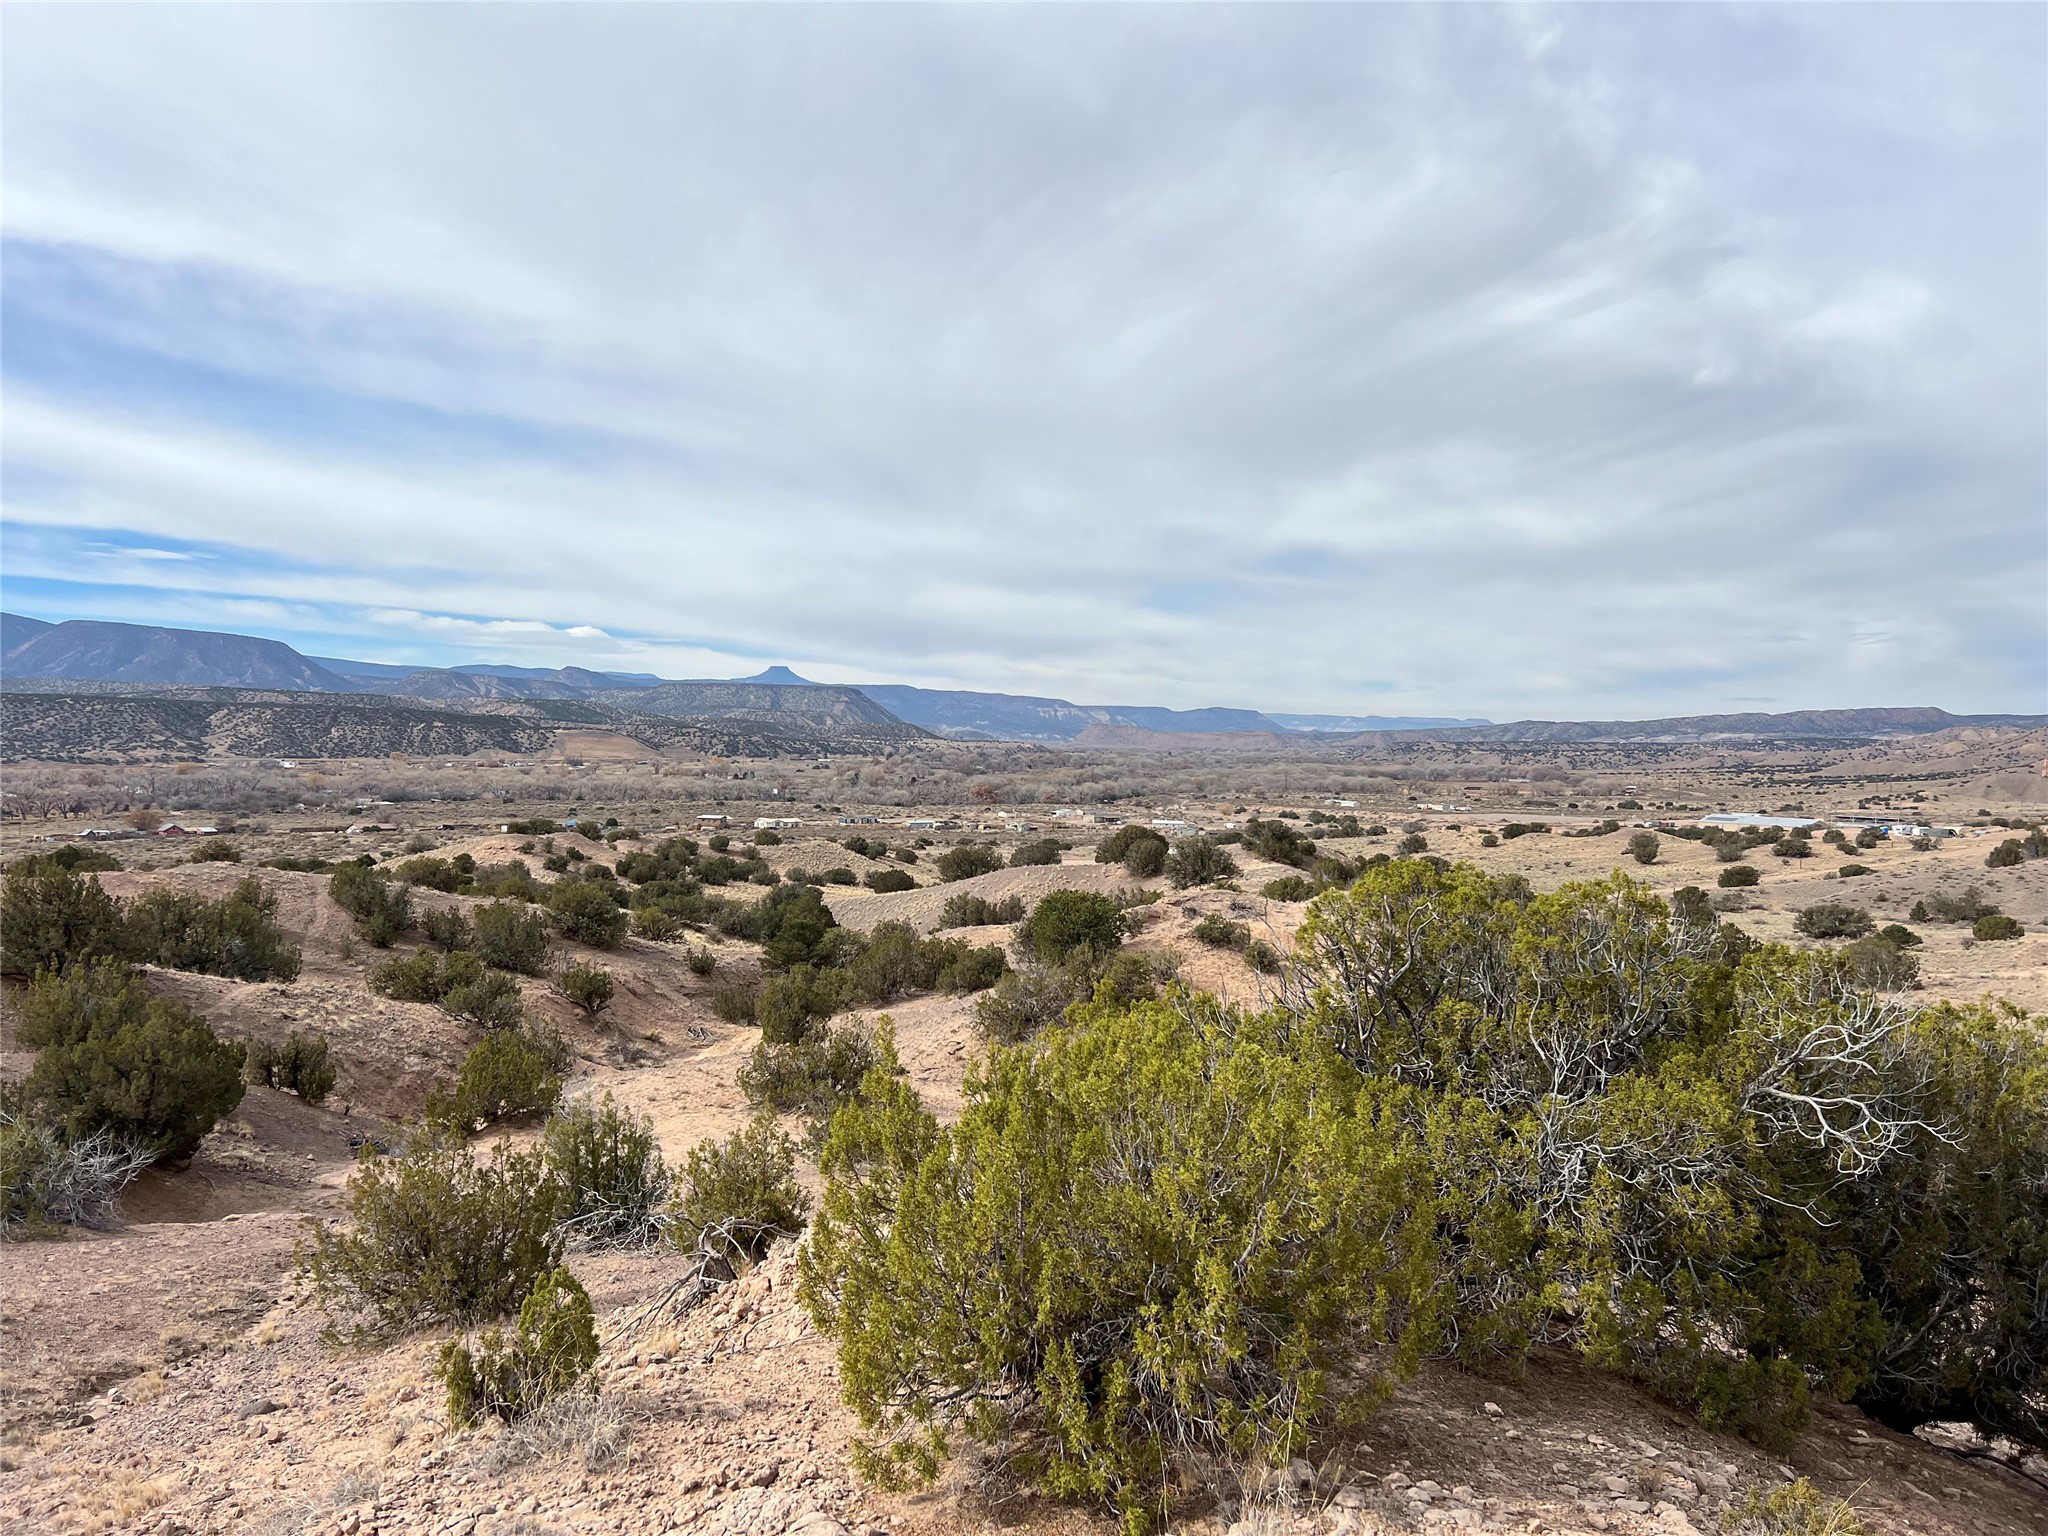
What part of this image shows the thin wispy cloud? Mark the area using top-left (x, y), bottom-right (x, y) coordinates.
top-left (2, 5), bottom-right (2041, 714)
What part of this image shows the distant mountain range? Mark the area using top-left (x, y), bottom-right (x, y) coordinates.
top-left (1270, 712), bottom-right (1493, 733)
top-left (3, 614), bottom-right (2040, 749)
top-left (1344, 707), bottom-right (2048, 744)
top-left (0, 617), bottom-right (1328, 739)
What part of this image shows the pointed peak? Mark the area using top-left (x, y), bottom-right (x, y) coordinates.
top-left (737, 665), bottom-right (814, 685)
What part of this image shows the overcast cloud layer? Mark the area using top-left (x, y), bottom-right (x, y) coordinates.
top-left (2, 5), bottom-right (2042, 717)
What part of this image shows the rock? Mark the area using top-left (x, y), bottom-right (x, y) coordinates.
top-left (1331, 1485), bottom-right (1370, 1509)
top-left (1289, 1457), bottom-right (1318, 1491)
top-left (1481, 1402), bottom-right (1503, 1418)
top-left (1613, 1499), bottom-right (1651, 1515)
top-left (235, 1399), bottom-right (280, 1419)
top-left (784, 1517), bottom-right (847, 1536)
top-left (1602, 1476), bottom-right (1632, 1495)
top-left (1382, 1473), bottom-right (1413, 1491)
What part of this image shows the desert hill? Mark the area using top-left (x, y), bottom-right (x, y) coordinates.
top-left (0, 687), bottom-right (925, 761)
top-left (0, 831), bottom-right (2039, 1536)
top-left (2, 845), bottom-right (2044, 1536)
top-left (3, 619), bottom-right (360, 693)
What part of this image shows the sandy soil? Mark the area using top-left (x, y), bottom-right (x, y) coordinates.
top-left (822, 855), bottom-right (1162, 934)
top-left (3, 834), bottom-right (2044, 1536)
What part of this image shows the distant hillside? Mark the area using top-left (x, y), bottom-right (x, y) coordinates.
top-left (604, 680), bottom-right (915, 731)
top-left (319, 659), bottom-right (664, 699)
top-left (1338, 707), bottom-right (2048, 744)
top-left (1, 612), bottom-right (55, 655)
top-left (0, 687), bottom-right (924, 761)
top-left (19, 613), bottom-right (2024, 751)
top-left (1272, 712), bottom-right (1493, 732)
top-left (1070, 723), bottom-right (1290, 751)
top-left (731, 666), bottom-right (813, 685)
top-left (307, 654), bottom-right (424, 682)
top-left (452, 662), bottom-right (661, 686)
top-left (856, 684), bottom-right (1283, 741)
top-left (389, 667), bottom-right (621, 702)
top-left (4, 618), bottom-right (357, 691)
top-left (0, 691), bottom-right (558, 761)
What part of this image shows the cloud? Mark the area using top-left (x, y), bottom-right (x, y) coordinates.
top-left (1, 5), bottom-right (2041, 716)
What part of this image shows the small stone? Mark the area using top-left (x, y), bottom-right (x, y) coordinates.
top-left (1614, 1499), bottom-right (1651, 1515)
top-left (235, 1399), bottom-right (280, 1420)
top-left (1482, 1402), bottom-right (1503, 1418)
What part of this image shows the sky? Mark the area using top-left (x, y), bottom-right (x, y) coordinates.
top-left (2, 4), bottom-right (2043, 719)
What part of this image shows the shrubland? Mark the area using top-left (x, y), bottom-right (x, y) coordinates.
top-left (673, 1113), bottom-right (811, 1263)
top-left (439, 1266), bottom-right (599, 1427)
top-left (427, 1025), bottom-right (569, 1134)
top-left (1, 1085), bottom-right (152, 1238)
top-left (329, 863), bottom-right (413, 946)
top-left (802, 860), bottom-right (2048, 1529)
top-left (543, 1093), bottom-right (668, 1249)
top-left (247, 1030), bottom-right (337, 1103)
top-left (13, 958), bottom-right (246, 1163)
top-left (299, 1136), bottom-right (564, 1340)
top-left (1, 860), bottom-right (299, 981)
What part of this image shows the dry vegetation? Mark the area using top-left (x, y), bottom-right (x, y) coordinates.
top-left (2, 725), bottom-right (2044, 1536)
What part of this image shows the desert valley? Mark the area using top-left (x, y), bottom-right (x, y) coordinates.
top-left (3, 619), bottom-right (2046, 1536)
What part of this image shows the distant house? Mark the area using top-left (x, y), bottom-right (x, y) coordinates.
top-left (753, 817), bottom-right (803, 830)
top-left (838, 815), bottom-right (881, 825)
top-left (346, 821), bottom-right (399, 835)
top-left (1150, 818), bottom-right (1193, 831)
top-left (1700, 813), bottom-right (1820, 831)
top-left (902, 817), bottom-right (958, 831)
top-left (696, 814), bottom-right (730, 826)
top-left (155, 823), bottom-right (218, 837)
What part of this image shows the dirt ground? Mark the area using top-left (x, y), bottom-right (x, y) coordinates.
top-left (4, 760), bottom-right (2046, 1536)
